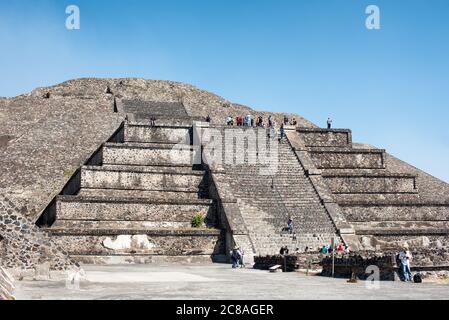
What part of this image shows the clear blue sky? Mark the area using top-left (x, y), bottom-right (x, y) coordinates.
top-left (1, 0), bottom-right (448, 182)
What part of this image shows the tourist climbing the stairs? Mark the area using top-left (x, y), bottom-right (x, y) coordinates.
top-left (279, 124), bottom-right (286, 142)
top-left (268, 115), bottom-right (273, 128)
top-left (287, 217), bottom-right (294, 234)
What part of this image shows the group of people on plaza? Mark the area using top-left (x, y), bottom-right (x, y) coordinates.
top-left (319, 243), bottom-right (350, 255)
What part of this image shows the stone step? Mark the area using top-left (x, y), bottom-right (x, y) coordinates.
top-left (334, 193), bottom-right (421, 204)
top-left (355, 228), bottom-right (449, 236)
top-left (341, 203), bottom-right (449, 222)
top-left (99, 164), bottom-right (203, 175)
top-left (322, 173), bottom-right (417, 194)
top-left (70, 254), bottom-right (226, 265)
top-left (80, 166), bottom-right (205, 191)
top-left (296, 128), bottom-right (352, 148)
top-left (251, 235), bottom-right (333, 241)
top-left (351, 220), bottom-right (449, 231)
top-left (102, 142), bottom-right (199, 166)
top-left (46, 226), bottom-right (222, 236)
top-left (53, 220), bottom-right (192, 230)
top-left (77, 188), bottom-right (202, 201)
top-left (130, 113), bottom-right (200, 124)
top-left (124, 123), bottom-right (191, 144)
top-left (54, 195), bottom-right (214, 222)
top-left (45, 228), bottom-right (224, 256)
top-left (309, 147), bottom-right (386, 169)
top-left (126, 115), bottom-right (201, 127)
top-left (122, 101), bottom-right (188, 116)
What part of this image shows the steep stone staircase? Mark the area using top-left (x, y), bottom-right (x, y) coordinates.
top-left (218, 127), bottom-right (339, 255)
top-left (38, 118), bottom-right (225, 264)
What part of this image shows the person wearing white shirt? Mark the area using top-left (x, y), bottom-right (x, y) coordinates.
top-left (398, 248), bottom-right (413, 282)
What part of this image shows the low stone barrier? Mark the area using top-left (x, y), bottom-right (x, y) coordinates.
top-left (320, 249), bottom-right (449, 281)
top-left (294, 253), bottom-right (324, 270)
top-left (0, 267), bottom-right (15, 300)
top-left (320, 252), bottom-right (396, 280)
top-left (253, 255), bottom-right (299, 272)
top-left (253, 253), bottom-right (324, 272)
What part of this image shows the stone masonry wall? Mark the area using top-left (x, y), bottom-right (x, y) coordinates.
top-left (80, 167), bottom-right (203, 191)
top-left (102, 143), bottom-right (195, 166)
top-left (0, 195), bottom-right (73, 270)
top-left (310, 149), bottom-right (385, 169)
top-left (342, 205), bottom-right (449, 222)
top-left (323, 175), bottom-right (416, 194)
top-left (50, 232), bottom-right (224, 256)
top-left (55, 199), bottom-right (212, 223)
top-left (299, 129), bottom-right (351, 147)
top-left (125, 124), bottom-right (191, 144)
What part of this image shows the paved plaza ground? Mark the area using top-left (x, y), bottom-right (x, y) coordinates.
top-left (13, 264), bottom-right (449, 300)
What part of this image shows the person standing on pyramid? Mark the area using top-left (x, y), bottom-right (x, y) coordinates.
top-left (268, 115), bottom-right (273, 128)
top-left (327, 117), bottom-right (333, 129)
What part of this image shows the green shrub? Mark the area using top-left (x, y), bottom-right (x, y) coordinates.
top-left (191, 214), bottom-right (205, 228)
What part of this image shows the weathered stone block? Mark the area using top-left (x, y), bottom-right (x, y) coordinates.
top-left (310, 148), bottom-right (385, 169)
top-left (298, 128), bottom-right (352, 147)
top-left (80, 166), bottom-right (204, 191)
top-left (50, 231), bottom-right (224, 256)
top-left (55, 196), bottom-right (213, 223)
top-left (323, 174), bottom-right (417, 194)
top-left (341, 204), bottom-right (449, 222)
top-left (125, 124), bottom-right (191, 144)
top-left (102, 142), bottom-right (197, 166)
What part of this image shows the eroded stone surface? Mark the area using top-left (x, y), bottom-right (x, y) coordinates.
top-left (102, 235), bottom-right (154, 251)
